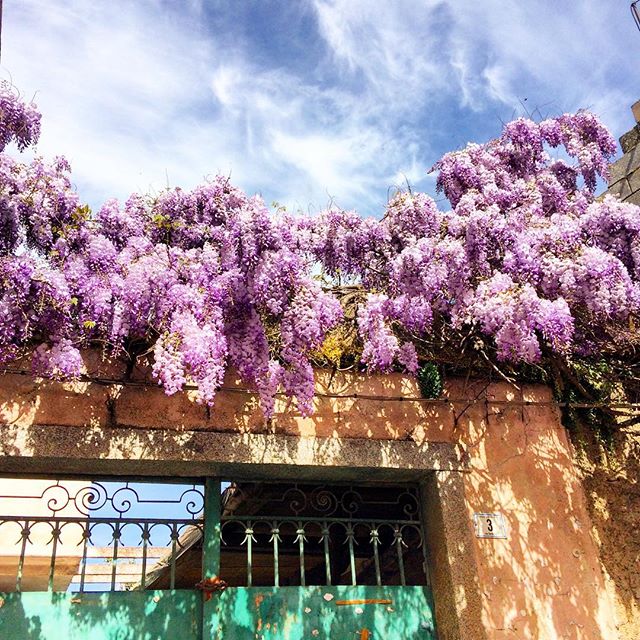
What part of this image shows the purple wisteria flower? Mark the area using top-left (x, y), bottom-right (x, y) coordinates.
top-left (0, 83), bottom-right (637, 416)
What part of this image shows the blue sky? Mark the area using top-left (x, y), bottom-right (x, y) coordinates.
top-left (3, 1), bottom-right (639, 216)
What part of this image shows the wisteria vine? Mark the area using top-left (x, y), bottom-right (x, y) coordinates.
top-left (1, 82), bottom-right (638, 416)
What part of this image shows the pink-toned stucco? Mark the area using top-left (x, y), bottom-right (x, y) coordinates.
top-left (0, 358), bottom-right (622, 639)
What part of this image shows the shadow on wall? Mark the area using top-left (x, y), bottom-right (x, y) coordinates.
top-left (0, 351), bottom-right (457, 442)
top-left (443, 380), bottom-right (619, 639)
top-left (0, 591), bottom-right (201, 640)
top-left (0, 586), bottom-right (435, 640)
top-left (574, 423), bottom-right (640, 640)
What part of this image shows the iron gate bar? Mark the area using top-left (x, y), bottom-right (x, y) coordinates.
top-left (202, 478), bottom-right (222, 640)
top-left (139, 522), bottom-right (150, 590)
top-left (219, 514), bottom-right (421, 523)
top-left (1, 516), bottom-right (206, 524)
top-left (296, 521), bottom-right (306, 586)
top-left (47, 523), bottom-right (59, 592)
top-left (2, 516), bottom-right (206, 593)
top-left (79, 528), bottom-right (89, 592)
top-left (395, 525), bottom-right (407, 586)
top-left (244, 521), bottom-right (254, 587)
top-left (270, 521), bottom-right (280, 587)
top-left (15, 520), bottom-right (29, 592)
top-left (110, 523), bottom-right (120, 591)
top-left (371, 526), bottom-right (381, 586)
top-left (218, 482), bottom-right (427, 589)
top-left (322, 522), bottom-right (332, 586)
top-left (1, 477), bottom-right (430, 593)
top-left (0, 480), bottom-right (205, 516)
top-left (0, 477), bottom-right (206, 594)
top-left (346, 523), bottom-right (357, 586)
top-left (218, 517), bottom-right (424, 587)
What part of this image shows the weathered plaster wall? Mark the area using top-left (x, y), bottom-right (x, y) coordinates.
top-left (589, 98), bottom-right (640, 640)
top-left (0, 360), bottom-right (621, 639)
top-left (573, 426), bottom-right (640, 640)
top-left (446, 382), bottom-right (618, 640)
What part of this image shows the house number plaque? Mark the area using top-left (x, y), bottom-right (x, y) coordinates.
top-left (474, 512), bottom-right (507, 539)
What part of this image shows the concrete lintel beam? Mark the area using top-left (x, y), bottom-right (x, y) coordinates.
top-left (0, 423), bottom-right (464, 481)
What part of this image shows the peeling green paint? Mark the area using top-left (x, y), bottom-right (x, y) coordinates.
top-left (0, 590), bottom-right (201, 640)
top-left (211, 585), bottom-right (435, 639)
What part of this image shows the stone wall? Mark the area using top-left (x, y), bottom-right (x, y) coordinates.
top-left (0, 355), bottom-right (622, 639)
top-left (420, 381), bottom-right (618, 639)
top-left (603, 99), bottom-right (640, 205)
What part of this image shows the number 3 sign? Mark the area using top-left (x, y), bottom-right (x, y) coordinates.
top-left (474, 513), bottom-right (507, 539)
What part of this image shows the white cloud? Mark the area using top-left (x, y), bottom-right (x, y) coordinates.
top-left (312, 0), bottom-right (638, 132)
top-left (313, 0), bottom-right (447, 101)
top-left (1, 0), bottom-right (637, 218)
top-left (3, 0), bottom-right (217, 201)
top-left (3, 0), bottom-right (428, 214)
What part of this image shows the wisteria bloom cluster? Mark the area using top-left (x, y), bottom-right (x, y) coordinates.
top-left (0, 84), bottom-right (638, 415)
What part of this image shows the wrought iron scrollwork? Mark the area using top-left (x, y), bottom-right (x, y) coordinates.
top-left (219, 482), bottom-right (428, 589)
top-left (0, 480), bottom-right (204, 518)
top-left (0, 479), bottom-right (205, 594)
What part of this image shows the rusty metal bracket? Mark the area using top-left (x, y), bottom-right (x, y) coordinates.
top-left (195, 576), bottom-right (228, 601)
top-left (335, 598), bottom-right (392, 606)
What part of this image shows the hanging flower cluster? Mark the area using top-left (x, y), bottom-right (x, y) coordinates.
top-left (303, 112), bottom-right (635, 369)
top-left (0, 84), bottom-right (637, 416)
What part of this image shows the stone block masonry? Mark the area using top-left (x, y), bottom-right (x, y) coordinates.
top-left (604, 99), bottom-right (640, 206)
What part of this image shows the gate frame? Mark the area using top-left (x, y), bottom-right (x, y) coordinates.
top-left (0, 422), bottom-right (488, 640)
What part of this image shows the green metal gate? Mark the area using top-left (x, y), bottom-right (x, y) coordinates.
top-left (0, 477), bottom-right (436, 639)
top-left (0, 478), bottom-right (204, 639)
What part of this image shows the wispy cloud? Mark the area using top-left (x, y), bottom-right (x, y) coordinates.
top-left (2, 0), bottom-right (638, 216)
top-left (313, 0), bottom-right (638, 125)
top-left (3, 1), bottom-right (217, 201)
